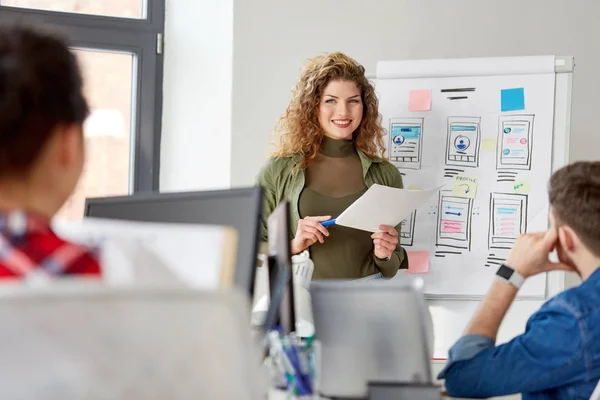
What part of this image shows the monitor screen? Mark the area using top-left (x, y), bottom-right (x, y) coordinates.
top-left (84, 187), bottom-right (263, 296)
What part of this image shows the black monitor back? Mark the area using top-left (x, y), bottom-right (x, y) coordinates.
top-left (84, 187), bottom-right (263, 296)
top-left (263, 201), bottom-right (295, 334)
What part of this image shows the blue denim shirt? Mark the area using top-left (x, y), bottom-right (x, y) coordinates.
top-left (438, 268), bottom-right (600, 399)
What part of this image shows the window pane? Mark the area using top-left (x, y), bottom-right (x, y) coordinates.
top-left (1, 0), bottom-right (145, 19)
top-left (57, 49), bottom-right (135, 220)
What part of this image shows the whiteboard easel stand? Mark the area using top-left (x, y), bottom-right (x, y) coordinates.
top-left (546, 56), bottom-right (574, 300)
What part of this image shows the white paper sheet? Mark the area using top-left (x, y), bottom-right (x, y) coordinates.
top-left (374, 56), bottom-right (556, 298)
top-left (53, 218), bottom-right (231, 288)
top-left (335, 184), bottom-right (442, 232)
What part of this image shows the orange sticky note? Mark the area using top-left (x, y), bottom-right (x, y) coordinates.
top-left (409, 90), bottom-right (431, 112)
top-left (407, 251), bottom-right (430, 274)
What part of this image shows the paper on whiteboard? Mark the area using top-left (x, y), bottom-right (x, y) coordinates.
top-left (335, 184), bottom-right (442, 232)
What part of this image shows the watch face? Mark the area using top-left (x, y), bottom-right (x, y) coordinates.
top-left (496, 264), bottom-right (514, 280)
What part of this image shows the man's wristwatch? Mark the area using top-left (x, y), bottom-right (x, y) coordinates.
top-left (496, 263), bottom-right (525, 289)
top-left (375, 255), bottom-right (391, 262)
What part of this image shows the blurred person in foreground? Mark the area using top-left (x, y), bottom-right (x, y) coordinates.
top-left (0, 25), bottom-right (101, 280)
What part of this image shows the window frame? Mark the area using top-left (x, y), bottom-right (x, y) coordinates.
top-left (0, 1), bottom-right (165, 193)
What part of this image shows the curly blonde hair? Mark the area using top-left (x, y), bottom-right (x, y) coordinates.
top-left (273, 52), bottom-right (386, 168)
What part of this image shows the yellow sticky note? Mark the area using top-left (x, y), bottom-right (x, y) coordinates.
top-left (482, 138), bottom-right (497, 151)
top-left (513, 180), bottom-right (530, 194)
top-left (408, 185), bottom-right (424, 191)
top-left (452, 175), bottom-right (478, 199)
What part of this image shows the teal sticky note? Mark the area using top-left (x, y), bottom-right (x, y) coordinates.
top-left (501, 88), bottom-right (525, 112)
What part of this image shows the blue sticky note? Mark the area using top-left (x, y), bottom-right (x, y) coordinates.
top-left (501, 88), bottom-right (525, 112)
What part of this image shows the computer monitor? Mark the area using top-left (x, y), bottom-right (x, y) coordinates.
top-left (84, 188), bottom-right (263, 296)
top-left (310, 278), bottom-right (434, 398)
top-left (262, 201), bottom-right (296, 334)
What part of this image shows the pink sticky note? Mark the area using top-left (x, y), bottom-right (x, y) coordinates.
top-left (408, 90), bottom-right (431, 112)
top-left (407, 251), bottom-right (430, 274)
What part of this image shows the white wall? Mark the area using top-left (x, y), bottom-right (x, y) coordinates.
top-left (160, 0), bottom-right (233, 192)
top-left (231, 0), bottom-right (600, 187)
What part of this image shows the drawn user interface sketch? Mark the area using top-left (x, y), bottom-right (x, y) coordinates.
top-left (446, 117), bottom-right (481, 168)
top-left (389, 118), bottom-right (423, 170)
top-left (488, 193), bottom-right (528, 249)
top-left (497, 115), bottom-right (535, 170)
top-left (400, 210), bottom-right (417, 246)
top-left (436, 191), bottom-right (473, 251)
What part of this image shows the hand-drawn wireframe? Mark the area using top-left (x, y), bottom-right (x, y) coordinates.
top-left (434, 250), bottom-right (463, 258)
top-left (496, 114), bottom-right (535, 171)
top-left (400, 210), bottom-right (416, 246)
top-left (389, 117), bottom-right (423, 170)
top-left (444, 168), bottom-right (465, 178)
top-left (485, 253), bottom-right (506, 267)
top-left (446, 117), bottom-right (481, 168)
top-left (496, 171), bottom-right (518, 183)
top-left (436, 190), bottom-right (473, 251)
top-left (488, 193), bottom-right (528, 249)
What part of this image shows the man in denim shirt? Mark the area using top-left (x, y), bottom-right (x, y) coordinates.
top-left (439, 161), bottom-right (600, 399)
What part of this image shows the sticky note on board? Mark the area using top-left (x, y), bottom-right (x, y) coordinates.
top-left (409, 90), bottom-right (432, 112)
top-left (513, 180), bottom-right (530, 194)
top-left (481, 138), bottom-right (497, 151)
top-left (452, 175), bottom-right (478, 199)
top-left (501, 88), bottom-right (525, 112)
top-left (407, 251), bottom-right (430, 274)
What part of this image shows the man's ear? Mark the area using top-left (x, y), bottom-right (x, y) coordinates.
top-left (558, 225), bottom-right (575, 252)
top-left (56, 123), bottom-right (83, 167)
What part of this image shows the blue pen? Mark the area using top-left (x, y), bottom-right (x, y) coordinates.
top-left (281, 337), bottom-right (310, 395)
top-left (289, 333), bottom-right (313, 394)
top-left (321, 218), bottom-right (336, 227)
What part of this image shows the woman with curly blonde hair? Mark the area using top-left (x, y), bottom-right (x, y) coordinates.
top-left (257, 52), bottom-right (407, 280)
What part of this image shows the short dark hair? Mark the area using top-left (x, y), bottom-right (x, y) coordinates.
top-left (0, 25), bottom-right (89, 177)
top-left (549, 161), bottom-right (600, 256)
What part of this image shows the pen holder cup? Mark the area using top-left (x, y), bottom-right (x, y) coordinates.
top-left (265, 332), bottom-right (321, 399)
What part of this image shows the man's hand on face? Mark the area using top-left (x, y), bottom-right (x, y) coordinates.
top-left (506, 229), bottom-right (575, 279)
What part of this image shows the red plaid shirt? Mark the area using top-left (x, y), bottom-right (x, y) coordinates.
top-left (0, 210), bottom-right (101, 279)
